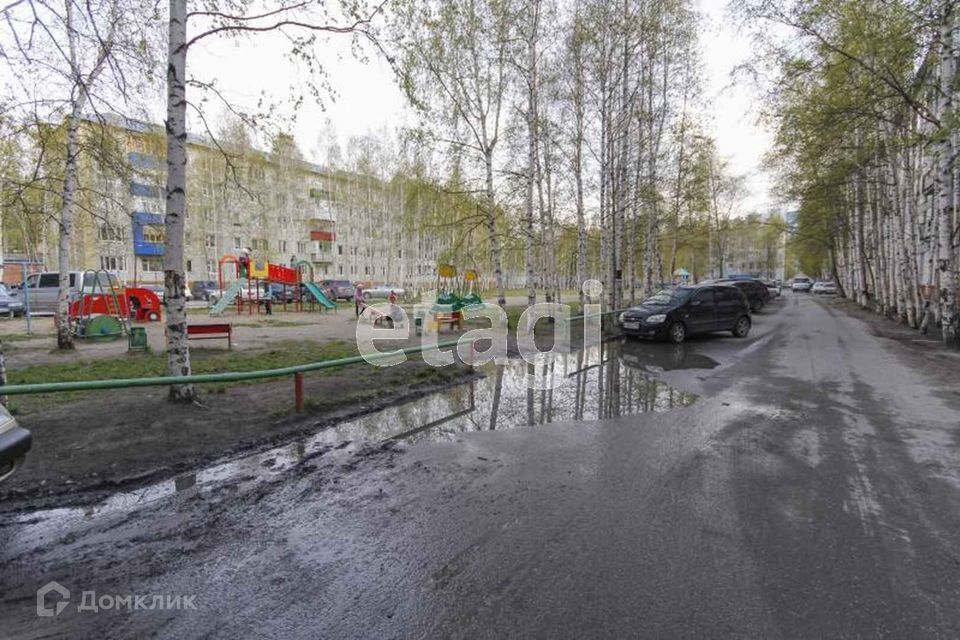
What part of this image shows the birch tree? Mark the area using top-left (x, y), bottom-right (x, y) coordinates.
top-left (161, 0), bottom-right (388, 402)
top-left (393, 0), bottom-right (513, 307)
top-left (0, 0), bottom-right (159, 349)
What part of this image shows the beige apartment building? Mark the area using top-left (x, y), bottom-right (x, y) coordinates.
top-left (34, 115), bottom-right (444, 289)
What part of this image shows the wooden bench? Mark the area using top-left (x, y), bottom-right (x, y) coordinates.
top-left (187, 323), bottom-right (232, 348)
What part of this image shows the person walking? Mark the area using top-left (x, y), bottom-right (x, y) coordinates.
top-left (354, 284), bottom-right (364, 318)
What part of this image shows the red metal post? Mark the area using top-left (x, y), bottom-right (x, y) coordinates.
top-left (294, 372), bottom-right (304, 413)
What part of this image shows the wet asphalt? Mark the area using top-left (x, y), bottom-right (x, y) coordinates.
top-left (3, 294), bottom-right (960, 639)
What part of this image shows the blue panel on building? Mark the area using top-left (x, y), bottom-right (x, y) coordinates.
top-left (132, 211), bottom-right (165, 256)
top-left (130, 181), bottom-right (160, 198)
top-left (128, 152), bottom-right (162, 170)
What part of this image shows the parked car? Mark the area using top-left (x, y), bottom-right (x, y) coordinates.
top-left (209, 284), bottom-right (270, 306)
top-left (20, 271), bottom-right (123, 314)
top-left (762, 280), bottom-right (782, 298)
top-left (320, 280), bottom-right (355, 301)
top-left (0, 284), bottom-right (24, 317)
top-left (363, 283), bottom-right (406, 301)
top-left (792, 276), bottom-right (813, 292)
top-left (0, 404), bottom-right (31, 484)
top-left (190, 280), bottom-right (221, 301)
top-left (267, 282), bottom-right (297, 303)
top-left (144, 283), bottom-right (194, 302)
top-left (716, 278), bottom-right (769, 313)
top-left (812, 280), bottom-right (838, 295)
top-left (619, 284), bottom-right (752, 344)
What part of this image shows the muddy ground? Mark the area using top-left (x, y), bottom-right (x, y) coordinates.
top-left (0, 308), bottom-right (570, 513)
top-left (0, 356), bottom-right (479, 512)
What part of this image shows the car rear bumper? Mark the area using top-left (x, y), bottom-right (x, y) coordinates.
top-left (0, 425), bottom-right (31, 466)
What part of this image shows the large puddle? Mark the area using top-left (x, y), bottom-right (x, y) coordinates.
top-left (6, 339), bottom-right (715, 532)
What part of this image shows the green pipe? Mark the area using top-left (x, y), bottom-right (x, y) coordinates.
top-left (0, 308), bottom-right (630, 396)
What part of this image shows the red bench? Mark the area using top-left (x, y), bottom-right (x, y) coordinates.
top-left (187, 323), bottom-right (232, 348)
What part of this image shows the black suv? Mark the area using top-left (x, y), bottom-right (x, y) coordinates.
top-left (620, 284), bottom-right (752, 344)
top-left (716, 278), bottom-right (769, 313)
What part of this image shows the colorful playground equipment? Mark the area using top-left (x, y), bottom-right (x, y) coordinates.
top-left (69, 269), bottom-right (131, 341)
top-left (210, 254), bottom-right (336, 316)
top-left (416, 264), bottom-right (484, 334)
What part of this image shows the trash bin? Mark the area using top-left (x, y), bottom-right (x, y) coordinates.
top-left (128, 326), bottom-right (148, 352)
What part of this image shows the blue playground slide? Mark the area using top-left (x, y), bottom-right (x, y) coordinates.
top-left (303, 282), bottom-right (336, 309)
top-left (209, 280), bottom-right (245, 316)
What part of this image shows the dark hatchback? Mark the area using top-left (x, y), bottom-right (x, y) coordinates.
top-left (716, 278), bottom-right (770, 313)
top-left (620, 284), bottom-right (752, 344)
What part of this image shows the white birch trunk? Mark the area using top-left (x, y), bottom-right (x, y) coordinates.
top-left (164, 0), bottom-right (196, 401)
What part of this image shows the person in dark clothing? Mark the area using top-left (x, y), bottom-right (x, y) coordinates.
top-left (354, 285), bottom-right (364, 318)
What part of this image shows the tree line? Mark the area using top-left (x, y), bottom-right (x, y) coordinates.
top-left (739, 0), bottom-right (960, 349)
top-left (0, 0), bottom-right (776, 402)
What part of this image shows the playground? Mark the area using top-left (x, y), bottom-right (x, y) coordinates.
top-left (0, 259), bottom-right (588, 510)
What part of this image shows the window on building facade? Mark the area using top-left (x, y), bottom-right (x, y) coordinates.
top-left (297, 241), bottom-right (307, 253)
top-left (98, 223), bottom-right (125, 241)
top-left (251, 238), bottom-right (267, 250)
top-left (337, 245), bottom-right (343, 255)
top-left (142, 225), bottom-right (164, 244)
top-left (100, 256), bottom-right (125, 271)
top-left (206, 259), bottom-right (216, 274)
top-left (141, 257), bottom-right (163, 272)
top-left (397, 249), bottom-right (403, 258)
top-left (233, 237), bottom-right (242, 250)
top-left (205, 234), bottom-right (216, 248)
top-left (186, 260), bottom-right (193, 272)
top-left (338, 265), bottom-right (343, 275)
top-left (278, 240), bottom-right (287, 252)
top-left (248, 165), bottom-right (265, 181)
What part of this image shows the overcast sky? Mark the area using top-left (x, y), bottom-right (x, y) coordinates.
top-left (189, 0), bottom-right (776, 215)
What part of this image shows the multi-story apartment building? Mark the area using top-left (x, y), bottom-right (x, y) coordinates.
top-left (37, 115), bottom-right (444, 289)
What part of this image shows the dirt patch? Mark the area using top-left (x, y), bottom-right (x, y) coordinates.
top-left (0, 356), bottom-right (478, 512)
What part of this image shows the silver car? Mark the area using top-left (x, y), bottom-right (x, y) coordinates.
top-left (0, 405), bottom-right (31, 483)
top-left (0, 284), bottom-right (24, 317)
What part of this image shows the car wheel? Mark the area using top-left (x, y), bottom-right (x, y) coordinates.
top-left (667, 321), bottom-right (686, 344)
top-left (0, 454), bottom-right (24, 483)
top-left (732, 315), bottom-right (751, 338)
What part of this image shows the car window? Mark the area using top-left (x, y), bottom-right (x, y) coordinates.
top-left (693, 289), bottom-right (715, 304)
top-left (643, 289), bottom-right (691, 305)
top-left (715, 288), bottom-right (736, 301)
top-left (38, 273), bottom-right (59, 287)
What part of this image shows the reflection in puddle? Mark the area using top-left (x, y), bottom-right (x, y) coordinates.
top-left (8, 340), bottom-right (708, 531)
top-left (335, 340), bottom-right (699, 445)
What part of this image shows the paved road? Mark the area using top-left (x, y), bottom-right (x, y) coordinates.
top-left (3, 294), bottom-right (960, 638)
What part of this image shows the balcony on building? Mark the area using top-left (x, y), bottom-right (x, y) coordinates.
top-left (132, 212), bottom-right (165, 256)
top-left (306, 216), bottom-right (335, 265)
top-left (309, 241), bottom-right (333, 264)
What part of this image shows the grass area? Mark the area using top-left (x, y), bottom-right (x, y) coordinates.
top-left (0, 332), bottom-right (53, 343)
top-left (8, 339), bottom-right (359, 386)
